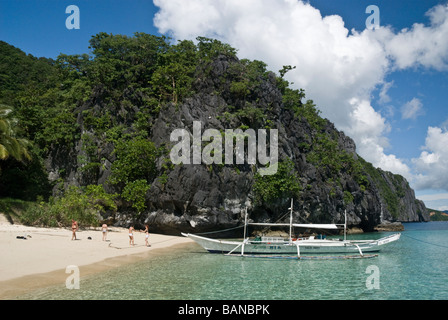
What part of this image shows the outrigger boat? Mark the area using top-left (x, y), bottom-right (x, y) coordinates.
top-left (182, 200), bottom-right (401, 259)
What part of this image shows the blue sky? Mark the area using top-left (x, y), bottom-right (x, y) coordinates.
top-left (0, 0), bottom-right (160, 58)
top-left (1, 0), bottom-right (448, 210)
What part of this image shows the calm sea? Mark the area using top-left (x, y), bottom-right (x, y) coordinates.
top-left (17, 221), bottom-right (448, 300)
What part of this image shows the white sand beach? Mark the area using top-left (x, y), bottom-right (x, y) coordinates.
top-left (0, 215), bottom-right (194, 299)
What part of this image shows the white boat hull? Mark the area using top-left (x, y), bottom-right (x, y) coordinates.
top-left (182, 233), bottom-right (401, 256)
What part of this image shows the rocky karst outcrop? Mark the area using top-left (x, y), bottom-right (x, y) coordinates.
top-left (38, 38), bottom-right (428, 235)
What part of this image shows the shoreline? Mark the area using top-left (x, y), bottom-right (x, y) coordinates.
top-left (0, 220), bottom-right (194, 299)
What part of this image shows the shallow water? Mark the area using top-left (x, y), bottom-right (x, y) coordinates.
top-left (18, 221), bottom-right (448, 300)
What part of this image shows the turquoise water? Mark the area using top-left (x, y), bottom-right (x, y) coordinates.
top-left (18, 221), bottom-right (448, 300)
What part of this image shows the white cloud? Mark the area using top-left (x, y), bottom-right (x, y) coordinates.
top-left (413, 126), bottom-right (448, 190)
top-left (441, 118), bottom-right (448, 130)
top-left (153, 0), bottom-right (448, 187)
top-left (418, 192), bottom-right (448, 202)
top-left (379, 81), bottom-right (394, 104)
top-left (345, 98), bottom-right (410, 177)
top-left (384, 4), bottom-right (448, 71)
top-left (417, 192), bottom-right (448, 211)
top-left (401, 98), bottom-right (425, 120)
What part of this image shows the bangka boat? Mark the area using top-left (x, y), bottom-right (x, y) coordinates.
top-left (182, 200), bottom-right (401, 259)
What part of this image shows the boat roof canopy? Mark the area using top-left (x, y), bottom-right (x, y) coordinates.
top-left (248, 223), bottom-right (341, 230)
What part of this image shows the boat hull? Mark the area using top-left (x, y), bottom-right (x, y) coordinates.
top-left (182, 233), bottom-right (401, 256)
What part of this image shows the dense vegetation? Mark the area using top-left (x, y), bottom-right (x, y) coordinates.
top-left (0, 34), bottom-right (423, 228)
top-left (428, 209), bottom-right (448, 221)
top-left (0, 35), bottom-right (258, 226)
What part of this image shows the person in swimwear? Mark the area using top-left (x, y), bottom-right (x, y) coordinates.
top-left (142, 224), bottom-right (151, 247)
top-left (102, 223), bottom-right (108, 241)
top-left (129, 226), bottom-right (135, 246)
top-left (71, 220), bottom-right (78, 240)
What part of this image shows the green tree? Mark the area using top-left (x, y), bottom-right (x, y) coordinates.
top-left (122, 179), bottom-right (151, 214)
top-left (109, 137), bottom-right (159, 186)
top-left (196, 37), bottom-right (237, 61)
top-left (253, 159), bottom-right (301, 204)
top-left (150, 40), bottom-right (198, 104)
top-left (88, 32), bottom-right (170, 93)
top-left (0, 105), bottom-right (31, 162)
top-left (20, 185), bottom-right (118, 227)
top-left (109, 137), bottom-right (159, 214)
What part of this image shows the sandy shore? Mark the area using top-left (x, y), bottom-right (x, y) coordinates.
top-left (0, 216), bottom-right (194, 299)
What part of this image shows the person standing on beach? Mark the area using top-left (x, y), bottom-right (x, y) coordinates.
top-left (129, 226), bottom-right (135, 246)
top-left (71, 220), bottom-right (78, 240)
top-left (142, 224), bottom-right (151, 247)
top-left (102, 223), bottom-right (108, 241)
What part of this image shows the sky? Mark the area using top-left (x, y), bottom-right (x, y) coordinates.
top-left (1, 0), bottom-right (448, 210)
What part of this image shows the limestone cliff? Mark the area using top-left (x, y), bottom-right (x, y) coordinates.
top-left (47, 50), bottom-right (428, 234)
